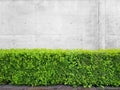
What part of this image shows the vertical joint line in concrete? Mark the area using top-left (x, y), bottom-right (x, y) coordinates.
top-left (97, 0), bottom-right (100, 49)
top-left (104, 0), bottom-right (106, 49)
top-left (97, 0), bottom-right (100, 25)
top-left (97, 0), bottom-right (106, 49)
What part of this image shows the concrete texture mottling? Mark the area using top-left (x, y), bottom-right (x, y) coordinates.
top-left (0, 0), bottom-right (120, 49)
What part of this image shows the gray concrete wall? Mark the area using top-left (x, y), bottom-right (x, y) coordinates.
top-left (0, 0), bottom-right (120, 49)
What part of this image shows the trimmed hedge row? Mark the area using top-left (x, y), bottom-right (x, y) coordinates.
top-left (0, 49), bottom-right (120, 87)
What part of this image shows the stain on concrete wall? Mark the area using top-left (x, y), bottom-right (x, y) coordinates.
top-left (0, 0), bottom-right (120, 49)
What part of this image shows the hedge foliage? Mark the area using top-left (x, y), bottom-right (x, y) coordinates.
top-left (0, 49), bottom-right (120, 87)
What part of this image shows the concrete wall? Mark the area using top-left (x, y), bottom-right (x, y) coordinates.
top-left (0, 0), bottom-right (120, 49)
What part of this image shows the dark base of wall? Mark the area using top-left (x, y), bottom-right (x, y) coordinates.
top-left (0, 85), bottom-right (120, 90)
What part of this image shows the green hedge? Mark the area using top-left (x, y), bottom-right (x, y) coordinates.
top-left (0, 49), bottom-right (120, 87)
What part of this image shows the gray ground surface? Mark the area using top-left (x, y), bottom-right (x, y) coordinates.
top-left (0, 85), bottom-right (120, 90)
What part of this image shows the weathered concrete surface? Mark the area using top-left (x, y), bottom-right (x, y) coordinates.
top-left (105, 0), bottom-right (120, 48)
top-left (0, 0), bottom-right (120, 49)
